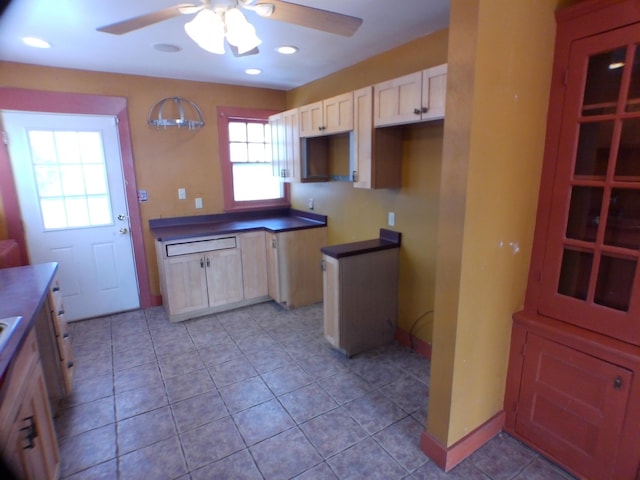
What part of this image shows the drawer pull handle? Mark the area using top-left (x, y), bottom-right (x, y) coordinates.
top-left (52, 285), bottom-right (60, 293)
top-left (63, 332), bottom-right (69, 339)
top-left (614, 376), bottom-right (623, 390)
top-left (20, 416), bottom-right (38, 450)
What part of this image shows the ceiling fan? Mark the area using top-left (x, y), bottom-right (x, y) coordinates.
top-left (97, 0), bottom-right (363, 57)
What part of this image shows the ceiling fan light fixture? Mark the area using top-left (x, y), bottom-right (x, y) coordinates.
top-left (184, 9), bottom-right (225, 54)
top-left (224, 8), bottom-right (262, 54)
top-left (254, 4), bottom-right (275, 17)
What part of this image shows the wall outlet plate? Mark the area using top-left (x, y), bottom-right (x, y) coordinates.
top-left (195, 197), bottom-right (203, 209)
top-left (178, 188), bottom-right (186, 200)
top-left (388, 212), bottom-right (395, 226)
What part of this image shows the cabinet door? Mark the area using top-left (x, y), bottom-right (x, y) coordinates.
top-left (323, 92), bottom-right (353, 135)
top-left (374, 71), bottom-right (423, 127)
top-left (269, 112), bottom-right (285, 178)
top-left (352, 86), bottom-right (373, 188)
top-left (515, 333), bottom-right (631, 480)
top-left (283, 109), bottom-right (301, 182)
top-left (538, 23), bottom-right (640, 344)
top-left (265, 232), bottom-right (281, 302)
top-left (164, 253), bottom-right (209, 315)
top-left (206, 249), bottom-right (244, 307)
top-left (239, 231), bottom-right (268, 300)
top-left (299, 101), bottom-right (323, 137)
top-left (421, 64), bottom-right (447, 121)
top-left (322, 255), bottom-right (341, 348)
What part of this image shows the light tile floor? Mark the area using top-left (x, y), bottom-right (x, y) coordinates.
top-left (57, 302), bottom-right (577, 479)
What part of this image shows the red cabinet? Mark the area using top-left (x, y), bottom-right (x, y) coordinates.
top-left (504, 1), bottom-right (640, 478)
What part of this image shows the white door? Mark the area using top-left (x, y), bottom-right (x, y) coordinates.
top-left (2, 111), bottom-right (140, 321)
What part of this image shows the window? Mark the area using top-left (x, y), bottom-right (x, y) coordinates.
top-left (217, 106), bottom-right (288, 211)
top-left (27, 129), bottom-right (112, 229)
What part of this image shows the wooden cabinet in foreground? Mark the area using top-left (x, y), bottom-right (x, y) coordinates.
top-left (504, 1), bottom-right (640, 478)
top-left (266, 227), bottom-right (327, 309)
top-left (0, 330), bottom-right (60, 480)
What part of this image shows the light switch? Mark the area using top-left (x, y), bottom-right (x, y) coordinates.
top-left (178, 188), bottom-right (186, 200)
top-left (388, 212), bottom-right (395, 226)
top-left (195, 197), bottom-right (203, 209)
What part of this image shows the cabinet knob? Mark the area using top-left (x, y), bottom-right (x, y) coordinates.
top-left (52, 285), bottom-right (60, 293)
top-left (200, 258), bottom-right (205, 268)
top-left (614, 376), bottom-right (623, 389)
top-left (421, 106), bottom-right (428, 113)
top-left (352, 170), bottom-right (357, 182)
top-left (58, 309), bottom-right (65, 316)
top-left (320, 259), bottom-right (326, 271)
top-left (67, 361), bottom-right (74, 369)
top-left (206, 257), bottom-right (211, 268)
top-left (414, 108), bottom-right (422, 115)
top-left (63, 332), bottom-right (69, 339)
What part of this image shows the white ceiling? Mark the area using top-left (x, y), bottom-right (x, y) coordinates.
top-left (0, 0), bottom-right (450, 90)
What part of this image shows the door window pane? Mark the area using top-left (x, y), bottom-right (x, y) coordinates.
top-left (566, 186), bottom-right (603, 242)
top-left (605, 188), bottom-right (640, 249)
top-left (575, 121), bottom-right (613, 178)
top-left (615, 118), bottom-right (640, 179)
top-left (594, 255), bottom-right (637, 311)
top-left (582, 47), bottom-right (626, 115)
top-left (27, 128), bottom-right (113, 229)
top-left (558, 249), bottom-right (593, 301)
top-left (626, 45), bottom-right (640, 112)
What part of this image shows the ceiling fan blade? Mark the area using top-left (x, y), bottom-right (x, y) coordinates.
top-left (229, 45), bottom-right (260, 57)
top-left (97, 4), bottom-right (196, 35)
top-left (259, 1), bottom-right (362, 37)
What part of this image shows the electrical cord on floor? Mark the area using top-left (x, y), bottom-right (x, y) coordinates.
top-left (409, 309), bottom-right (434, 351)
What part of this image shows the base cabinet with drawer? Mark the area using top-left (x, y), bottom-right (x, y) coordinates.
top-left (0, 330), bottom-right (60, 480)
top-left (157, 233), bottom-right (266, 322)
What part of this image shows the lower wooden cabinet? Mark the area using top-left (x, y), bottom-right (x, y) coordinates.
top-left (0, 330), bottom-right (60, 480)
top-left (266, 227), bottom-right (327, 309)
top-left (504, 314), bottom-right (640, 480)
top-left (322, 248), bottom-right (399, 357)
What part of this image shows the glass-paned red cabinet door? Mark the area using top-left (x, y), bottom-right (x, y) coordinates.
top-left (540, 23), bottom-right (640, 345)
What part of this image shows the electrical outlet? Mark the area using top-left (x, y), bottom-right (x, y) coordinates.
top-left (195, 197), bottom-right (203, 209)
top-left (388, 212), bottom-right (395, 226)
top-left (308, 198), bottom-right (314, 210)
top-left (178, 188), bottom-right (186, 200)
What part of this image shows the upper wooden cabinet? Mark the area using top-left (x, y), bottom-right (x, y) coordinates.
top-left (352, 86), bottom-right (403, 189)
top-left (504, 1), bottom-right (640, 478)
top-left (269, 108), bottom-right (301, 182)
top-left (373, 64), bottom-right (447, 127)
top-left (299, 92), bottom-right (353, 137)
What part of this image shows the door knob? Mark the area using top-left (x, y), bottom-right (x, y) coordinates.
top-left (119, 227), bottom-right (129, 234)
top-left (117, 214), bottom-right (127, 221)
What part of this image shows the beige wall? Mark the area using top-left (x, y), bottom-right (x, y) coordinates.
top-left (0, 62), bottom-right (286, 297)
top-left (288, 31), bottom-right (449, 344)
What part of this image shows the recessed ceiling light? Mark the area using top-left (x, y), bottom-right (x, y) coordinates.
top-left (22, 37), bottom-right (51, 48)
top-left (245, 68), bottom-right (262, 75)
top-left (277, 45), bottom-right (298, 55)
top-left (153, 43), bottom-right (182, 53)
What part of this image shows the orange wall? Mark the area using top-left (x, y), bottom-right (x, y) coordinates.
top-left (0, 62), bottom-right (286, 297)
top-left (287, 31), bottom-right (448, 344)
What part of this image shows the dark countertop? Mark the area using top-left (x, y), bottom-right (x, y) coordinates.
top-left (321, 229), bottom-right (401, 259)
top-left (150, 208), bottom-right (327, 242)
top-left (0, 262), bottom-right (57, 378)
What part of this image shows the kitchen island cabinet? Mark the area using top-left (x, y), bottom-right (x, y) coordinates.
top-left (321, 229), bottom-right (401, 356)
top-left (0, 263), bottom-right (70, 480)
top-left (0, 330), bottom-right (60, 480)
